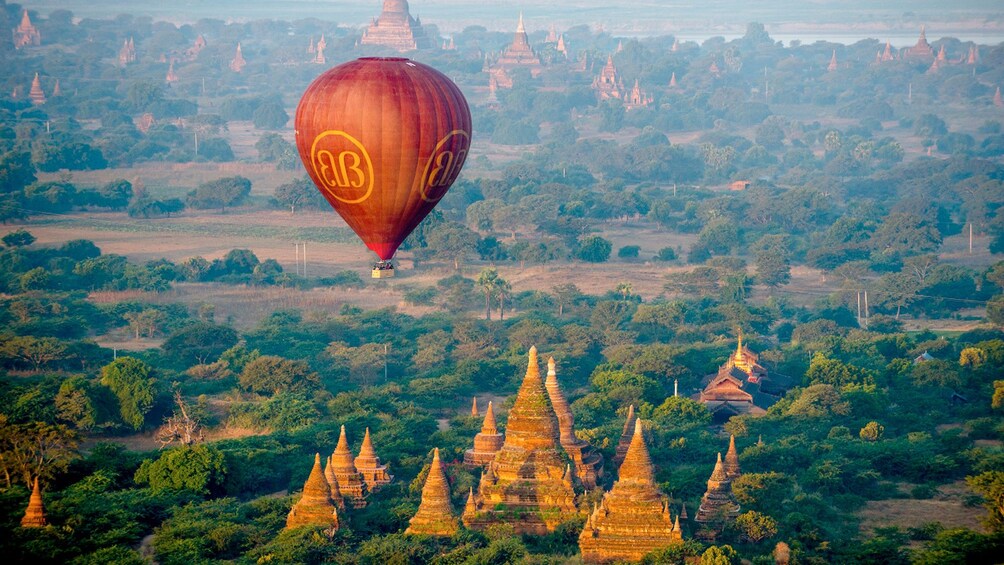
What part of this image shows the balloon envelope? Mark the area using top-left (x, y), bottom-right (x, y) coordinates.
top-left (295, 57), bottom-right (472, 261)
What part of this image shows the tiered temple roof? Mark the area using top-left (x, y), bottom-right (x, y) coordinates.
top-left (331, 425), bottom-right (368, 508)
top-left (579, 419), bottom-right (682, 563)
top-left (904, 26), bottom-right (934, 58)
top-left (696, 333), bottom-right (792, 423)
top-left (29, 73), bottom-right (45, 106)
top-left (354, 427), bottom-right (394, 490)
top-left (313, 35), bottom-right (327, 64)
top-left (546, 357), bottom-right (604, 489)
top-left (20, 477), bottom-right (46, 528)
top-left (593, 56), bottom-right (625, 101)
top-left (405, 448), bottom-right (459, 536)
top-left (165, 60), bottom-right (178, 83)
top-left (497, 13), bottom-right (542, 70)
top-left (359, 0), bottom-right (432, 52)
top-left (624, 79), bottom-right (653, 109)
top-left (462, 347), bottom-right (579, 535)
top-left (694, 453), bottom-right (740, 531)
top-left (464, 400), bottom-right (504, 466)
top-left (286, 454), bottom-right (340, 530)
top-left (613, 404), bottom-right (637, 467)
top-left (230, 43), bottom-right (247, 72)
top-left (13, 10), bottom-right (40, 49)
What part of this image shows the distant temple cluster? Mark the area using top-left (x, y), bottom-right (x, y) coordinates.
top-left (592, 55), bottom-right (653, 109)
top-left (12, 9), bottom-right (40, 49)
top-left (697, 333), bottom-right (792, 423)
top-left (281, 347), bottom-right (750, 562)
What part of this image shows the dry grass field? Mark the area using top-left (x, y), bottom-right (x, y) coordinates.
top-left (857, 480), bottom-right (985, 537)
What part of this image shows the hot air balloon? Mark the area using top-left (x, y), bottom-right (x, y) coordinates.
top-left (295, 57), bottom-right (472, 278)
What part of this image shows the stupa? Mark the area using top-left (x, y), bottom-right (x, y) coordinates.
top-left (322, 456), bottom-right (346, 509)
top-left (546, 357), bottom-right (604, 489)
top-left (827, 50), bottom-right (838, 72)
top-left (405, 448), bottom-right (459, 536)
top-left (28, 73), bottom-right (45, 106)
top-left (20, 477), bottom-right (46, 528)
top-left (331, 425), bottom-right (368, 508)
top-left (593, 55), bottom-right (625, 101)
top-left (119, 38), bottom-right (137, 66)
top-left (723, 435), bottom-right (741, 480)
top-left (464, 400), bottom-right (504, 466)
top-left (462, 347), bottom-right (579, 534)
top-left (359, 0), bottom-right (432, 52)
top-left (470, 397), bottom-right (479, 417)
top-left (579, 420), bottom-right (682, 563)
top-left (613, 405), bottom-right (638, 467)
top-left (694, 453), bottom-right (740, 529)
top-left (313, 35), bottom-right (327, 64)
top-left (13, 9), bottom-right (40, 49)
top-left (354, 427), bottom-right (394, 490)
top-left (230, 43), bottom-right (247, 72)
top-left (165, 61), bottom-right (178, 84)
top-left (624, 79), bottom-right (653, 110)
top-left (995, 87), bottom-right (1003, 108)
top-left (904, 26), bottom-right (934, 58)
top-left (286, 454), bottom-right (339, 530)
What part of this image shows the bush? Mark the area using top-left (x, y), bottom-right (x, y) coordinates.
top-left (655, 247), bottom-right (677, 261)
top-left (134, 444), bottom-right (228, 495)
top-left (617, 245), bottom-right (641, 259)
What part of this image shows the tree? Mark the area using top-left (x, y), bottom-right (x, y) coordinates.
top-left (752, 234), bottom-right (791, 287)
top-left (134, 444), bottom-right (227, 495)
top-left (252, 99), bottom-right (290, 129)
top-left (700, 545), bottom-right (739, 565)
top-left (576, 235), bottom-right (612, 263)
top-left (966, 471), bottom-right (1004, 532)
top-left (426, 223), bottom-right (479, 270)
top-left (123, 309), bottom-right (165, 339)
top-left (100, 357), bottom-right (157, 431)
top-left (0, 419), bottom-right (79, 488)
top-left (2, 229), bottom-right (35, 247)
top-left (734, 511), bottom-right (778, 542)
top-left (238, 356), bottom-right (320, 396)
top-left (859, 421), bottom-right (884, 441)
top-left (256, 133), bottom-right (298, 169)
top-left (274, 177), bottom-right (320, 213)
top-left (0, 336), bottom-right (68, 371)
top-left (496, 277), bottom-right (512, 320)
top-left (617, 245), bottom-right (641, 259)
top-left (552, 283), bottom-right (582, 317)
top-left (186, 176), bottom-right (252, 213)
top-left (162, 323), bottom-right (239, 366)
top-left (157, 391), bottom-right (205, 447)
top-left (988, 296), bottom-right (1004, 328)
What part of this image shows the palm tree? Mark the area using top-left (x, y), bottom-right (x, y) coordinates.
top-left (496, 278), bottom-right (512, 321)
top-left (476, 268), bottom-right (499, 320)
top-left (615, 281), bottom-right (633, 301)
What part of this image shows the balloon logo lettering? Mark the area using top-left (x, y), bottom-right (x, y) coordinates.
top-left (420, 129), bottom-right (470, 202)
top-left (310, 130), bottom-right (374, 204)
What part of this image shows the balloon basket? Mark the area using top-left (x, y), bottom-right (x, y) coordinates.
top-left (371, 261), bottom-right (395, 279)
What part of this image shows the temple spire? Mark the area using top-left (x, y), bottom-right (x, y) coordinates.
top-left (464, 401), bottom-right (503, 466)
top-left (331, 425), bottom-right (368, 507)
top-left (355, 427), bottom-right (394, 490)
top-left (995, 86), bottom-right (1004, 108)
top-left (724, 435), bottom-right (741, 479)
top-left (29, 73), bottom-right (45, 106)
top-left (517, 11), bottom-right (525, 34)
top-left (618, 419), bottom-right (655, 484)
top-left (405, 448), bottom-right (459, 536)
top-left (614, 404), bottom-right (637, 466)
top-left (471, 396), bottom-right (478, 417)
top-left (20, 477), bottom-right (46, 528)
top-left (286, 453), bottom-right (339, 530)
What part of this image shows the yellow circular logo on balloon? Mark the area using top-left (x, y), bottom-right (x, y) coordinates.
top-left (310, 130), bottom-right (374, 204)
top-left (420, 129), bottom-right (470, 203)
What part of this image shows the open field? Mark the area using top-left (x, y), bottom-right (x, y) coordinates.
top-left (857, 480), bottom-right (985, 537)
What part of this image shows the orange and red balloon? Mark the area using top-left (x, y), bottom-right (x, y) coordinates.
top-left (295, 57), bottom-right (472, 261)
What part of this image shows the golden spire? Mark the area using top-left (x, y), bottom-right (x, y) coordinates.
top-left (20, 477), bottom-right (46, 528)
top-left (358, 427), bottom-right (377, 459)
top-left (724, 435), bottom-right (741, 479)
top-left (482, 401), bottom-right (497, 434)
top-left (517, 11), bottom-right (525, 34)
top-left (710, 452), bottom-right (727, 482)
top-left (285, 453), bottom-right (339, 530)
top-left (618, 419), bottom-right (655, 484)
top-left (405, 448), bottom-right (459, 536)
top-left (613, 404), bottom-right (637, 466)
top-left (332, 425), bottom-right (354, 469)
top-left (471, 396), bottom-right (478, 417)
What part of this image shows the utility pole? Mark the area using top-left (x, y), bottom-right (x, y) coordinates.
top-left (383, 343), bottom-right (389, 382)
top-left (969, 222), bottom-right (973, 254)
top-left (294, 243), bottom-right (300, 276)
top-left (857, 290), bottom-right (862, 325)
top-left (864, 291), bottom-right (870, 329)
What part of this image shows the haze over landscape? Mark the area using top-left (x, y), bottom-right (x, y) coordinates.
top-left (1, 0), bottom-right (1004, 563)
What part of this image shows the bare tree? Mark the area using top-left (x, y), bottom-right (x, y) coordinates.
top-left (157, 391), bottom-right (205, 448)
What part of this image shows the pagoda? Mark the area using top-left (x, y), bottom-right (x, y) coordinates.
top-left (696, 333), bottom-right (792, 423)
top-left (165, 60), bottom-right (179, 84)
top-left (286, 454), bottom-right (340, 530)
top-left (186, 35), bottom-right (207, 60)
top-left (230, 43), bottom-right (247, 72)
top-left (354, 427), bottom-right (394, 491)
top-left (20, 477), bottom-right (46, 528)
top-left (994, 87), bottom-right (1003, 108)
top-left (624, 79), bottom-right (653, 110)
top-left (462, 347), bottom-right (579, 535)
top-left (556, 35), bottom-right (567, 57)
top-left (904, 26), bottom-right (934, 58)
top-left (405, 448), bottom-right (460, 536)
top-left (827, 50), bottom-right (838, 72)
top-left (492, 13), bottom-right (543, 76)
top-left (593, 55), bottom-right (625, 101)
top-left (322, 456), bottom-right (346, 509)
top-left (119, 38), bottom-right (137, 66)
top-left (470, 397), bottom-right (479, 417)
top-left (359, 0), bottom-right (432, 52)
top-left (669, 72), bottom-right (679, 88)
top-left (967, 45), bottom-right (979, 65)
top-left (878, 41), bottom-right (895, 63)
top-left (546, 357), bottom-right (604, 489)
top-left (13, 10), bottom-right (40, 49)
top-left (579, 420), bottom-right (682, 563)
top-left (613, 404), bottom-right (638, 467)
top-left (28, 74), bottom-right (45, 106)
top-left (313, 35), bottom-right (327, 65)
top-left (464, 400), bottom-right (504, 466)
top-left (694, 453), bottom-right (740, 533)
top-left (724, 435), bottom-right (741, 480)
top-left (51, 80), bottom-right (61, 98)
top-left (331, 425), bottom-right (368, 508)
